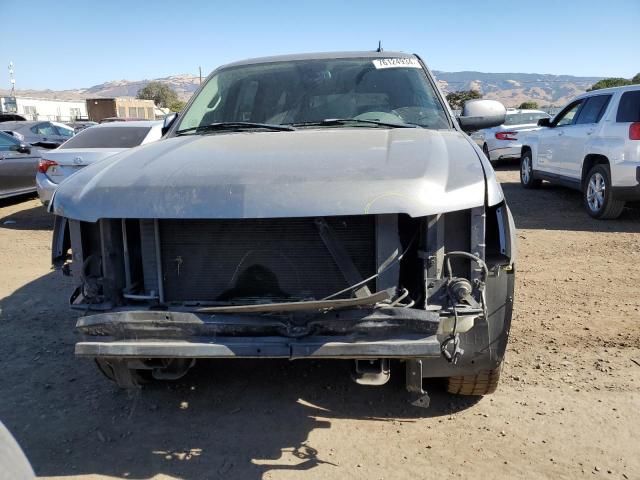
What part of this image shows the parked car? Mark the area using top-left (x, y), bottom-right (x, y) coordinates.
top-left (0, 131), bottom-right (40, 200)
top-left (520, 85), bottom-right (640, 219)
top-left (37, 120), bottom-right (162, 205)
top-left (100, 117), bottom-right (147, 123)
top-left (470, 109), bottom-right (550, 165)
top-left (0, 422), bottom-right (35, 479)
top-left (66, 120), bottom-right (98, 133)
top-left (1, 130), bottom-right (25, 141)
top-left (0, 113), bottom-right (27, 122)
top-left (0, 121), bottom-right (74, 149)
top-left (50, 51), bottom-right (516, 403)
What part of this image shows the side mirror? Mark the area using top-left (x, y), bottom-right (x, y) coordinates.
top-left (458, 100), bottom-right (506, 132)
top-left (161, 112), bottom-right (178, 136)
top-left (17, 143), bottom-right (31, 154)
top-left (537, 117), bottom-right (551, 127)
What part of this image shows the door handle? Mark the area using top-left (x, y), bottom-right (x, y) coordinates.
top-left (557, 131), bottom-right (564, 136)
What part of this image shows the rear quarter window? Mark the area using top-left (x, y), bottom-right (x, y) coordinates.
top-left (575, 95), bottom-right (611, 125)
top-left (616, 91), bottom-right (640, 122)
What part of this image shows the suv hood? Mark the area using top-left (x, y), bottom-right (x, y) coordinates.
top-left (52, 128), bottom-right (490, 221)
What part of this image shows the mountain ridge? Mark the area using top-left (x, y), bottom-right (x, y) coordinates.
top-left (1, 71), bottom-right (604, 108)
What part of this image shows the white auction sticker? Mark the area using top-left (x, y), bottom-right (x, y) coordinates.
top-left (372, 58), bottom-right (422, 69)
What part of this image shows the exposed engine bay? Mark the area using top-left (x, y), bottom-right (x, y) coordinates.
top-left (54, 201), bottom-right (515, 405)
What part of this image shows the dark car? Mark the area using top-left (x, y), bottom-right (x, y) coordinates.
top-left (0, 131), bottom-right (40, 200)
top-left (0, 113), bottom-right (27, 123)
top-left (51, 51), bottom-right (515, 404)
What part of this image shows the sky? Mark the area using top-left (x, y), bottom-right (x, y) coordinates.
top-left (1, 0), bottom-right (638, 90)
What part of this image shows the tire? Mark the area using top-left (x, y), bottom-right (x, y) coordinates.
top-left (447, 366), bottom-right (502, 396)
top-left (95, 358), bottom-right (150, 386)
top-left (520, 150), bottom-right (541, 189)
top-left (583, 164), bottom-right (625, 219)
top-left (482, 143), bottom-right (490, 160)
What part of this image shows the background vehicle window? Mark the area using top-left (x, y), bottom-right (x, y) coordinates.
top-left (0, 131), bottom-right (19, 150)
top-left (616, 91), bottom-right (640, 122)
top-left (32, 123), bottom-right (57, 136)
top-left (575, 95), bottom-right (611, 125)
top-left (55, 125), bottom-right (74, 138)
top-left (555, 102), bottom-right (582, 127)
top-left (58, 126), bottom-right (151, 149)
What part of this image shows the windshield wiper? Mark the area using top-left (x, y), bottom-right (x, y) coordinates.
top-left (288, 118), bottom-right (419, 129)
top-left (176, 122), bottom-right (296, 135)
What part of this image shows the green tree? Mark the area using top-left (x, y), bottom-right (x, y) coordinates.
top-left (632, 73), bottom-right (640, 84)
top-left (587, 78), bottom-right (630, 91)
top-left (446, 90), bottom-right (482, 110)
top-left (136, 81), bottom-right (180, 108)
top-left (518, 101), bottom-right (539, 109)
top-left (168, 100), bottom-right (186, 112)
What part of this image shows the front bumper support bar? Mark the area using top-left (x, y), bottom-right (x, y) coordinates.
top-left (76, 336), bottom-right (443, 359)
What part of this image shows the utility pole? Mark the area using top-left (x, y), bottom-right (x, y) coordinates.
top-left (199, 66), bottom-right (202, 85)
top-left (8, 62), bottom-right (15, 97)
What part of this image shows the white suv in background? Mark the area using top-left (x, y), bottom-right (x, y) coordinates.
top-left (470, 109), bottom-right (550, 165)
top-left (519, 85), bottom-right (640, 219)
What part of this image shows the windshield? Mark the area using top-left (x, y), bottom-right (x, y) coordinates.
top-left (59, 126), bottom-right (151, 149)
top-left (503, 112), bottom-right (550, 126)
top-left (177, 57), bottom-right (451, 132)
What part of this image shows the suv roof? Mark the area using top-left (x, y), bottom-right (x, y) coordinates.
top-left (222, 51), bottom-right (416, 69)
top-left (577, 84), bottom-right (640, 99)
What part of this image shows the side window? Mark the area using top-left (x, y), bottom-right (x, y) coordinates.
top-left (55, 125), bottom-right (74, 138)
top-left (34, 123), bottom-right (56, 136)
top-left (554, 101), bottom-right (583, 127)
top-left (616, 91), bottom-right (640, 122)
top-left (575, 95), bottom-right (612, 125)
top-left (0, 133), bottom-right (18, 150)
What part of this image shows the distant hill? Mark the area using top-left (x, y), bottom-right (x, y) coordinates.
top-left (433, 71), bottom-right (603, 107)
top-left (1, 71), bottom-right (604, 108)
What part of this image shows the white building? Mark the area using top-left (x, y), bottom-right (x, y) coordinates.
top-left (0, 96), bottom-right (87, 122)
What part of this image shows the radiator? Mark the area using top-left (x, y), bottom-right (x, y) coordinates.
top-left (152, 216), bottom-right (377, 302)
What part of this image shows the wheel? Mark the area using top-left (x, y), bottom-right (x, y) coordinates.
top-left (520, 150), bottom-right (542, 189)
top-left (482, 143), bottom-right (490, 159)
top-left (584, 164), bottom-right (625, 219)
top-left (447, 366), bottom-right (502, 396)
top-left (483, 144), bottom-right (497, 167)
top-left (95, 358), bottom-right (151, 387)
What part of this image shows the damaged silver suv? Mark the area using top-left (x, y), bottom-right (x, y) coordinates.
top-left (50, 51), bottom-right (516, 405)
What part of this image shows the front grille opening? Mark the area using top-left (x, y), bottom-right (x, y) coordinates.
top-left (156, 216), bottom-right (377, 303)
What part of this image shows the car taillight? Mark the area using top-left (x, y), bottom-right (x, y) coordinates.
top-left (630, 122), bottom-right (640, 140)
top-left (495, 131), bottom-right (518, 141)
top-left (37, 159), bottom-right (58, 174)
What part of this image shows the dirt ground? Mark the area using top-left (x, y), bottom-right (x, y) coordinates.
top-left (1, 165), bottom-right (639, 480)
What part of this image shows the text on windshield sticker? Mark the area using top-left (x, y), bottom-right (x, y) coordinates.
top-left (372, 58), bottom-right (422, 69)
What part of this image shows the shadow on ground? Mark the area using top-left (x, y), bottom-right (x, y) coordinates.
top-left (0, 202), bottom-right (52, 231)
top-left (0, 271), bottom-right (478, 480)
top-left (494, 161), bottom-right (640, 233)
